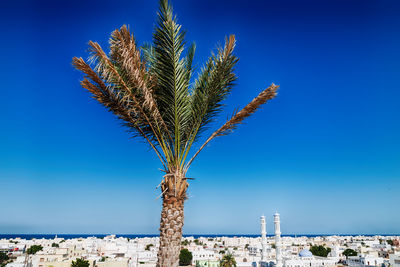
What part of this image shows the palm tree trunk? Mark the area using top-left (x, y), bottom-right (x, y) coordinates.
top-left (157, 196), bottom-right (185, 267)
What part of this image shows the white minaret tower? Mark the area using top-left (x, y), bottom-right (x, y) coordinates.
top-left (260, 215), bottom-right (267, 261)
top-left (274, 213), bottom-right (283, 267)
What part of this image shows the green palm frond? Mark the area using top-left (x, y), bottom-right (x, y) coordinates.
top-left (178, 36), bottom-right (238, 167)
top-left (141, 43), bottom-right (156, 72)
top-left (152, 0), bottom-right (192, 165)
top-left (185, 42), bottom-right (196, 83)
top-left (184, 84), bottom-right (279, 171)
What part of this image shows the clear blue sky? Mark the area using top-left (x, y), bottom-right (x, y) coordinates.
top-left (1, 0), bottom-right (399, 235)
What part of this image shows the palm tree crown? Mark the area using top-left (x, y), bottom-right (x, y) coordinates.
top-left (220, 253), bottom-right (237, 267)
top-left (73, 0), bottom-right (278, 183)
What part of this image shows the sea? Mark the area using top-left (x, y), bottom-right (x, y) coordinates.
top-left (0, 234), bottom-right (396, 240)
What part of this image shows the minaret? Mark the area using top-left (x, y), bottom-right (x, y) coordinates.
top-left (260, 215), bottom-right (267, 261)
top-left (274, 213), bottom-right (283, 267)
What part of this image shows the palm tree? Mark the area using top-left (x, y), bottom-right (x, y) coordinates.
top-left (72, 0), bottom-right (278, 266)
top-left (220, 253), bottom-right (237, 267)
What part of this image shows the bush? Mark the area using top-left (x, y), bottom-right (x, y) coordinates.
top-left (52, 243), bottom-right (59, 248)
top-left (27, 245), bottom-right (43, 255)
top-left (145, 244), bottom-right (153, 251)
top-left (71, 258), bottom-right (89, 267)
top-left (179, 248), bottom-right (192, 266)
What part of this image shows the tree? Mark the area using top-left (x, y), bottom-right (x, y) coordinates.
top-left (343, 249), bottom-right (357, 258)
top-left (220, 253), bottom-right (237, 267)
top-left (179, 249), bottom-right (192, 266)
top-left (27, 245), bottom-right (43, 255)
top-left (72, 0), bottom-right (278, 266)
top-left (310, 245), bottom-right (331, 257)
top-left (145, 244), bottom-right (154, 251)
top-left (0, 252), bottom-right (9, 264)
top-left (181, 240), bottom-right (189, 246)
top-left (71, 258), bottom-right (89, 267)
top-left (52, 243), bottom-right (59, 248)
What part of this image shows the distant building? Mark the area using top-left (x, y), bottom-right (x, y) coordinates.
top-left (283, 249), bottom-right (336, 267)
top-left (389, 254), bottom-right (400, 267)
top-left (347, 255), bottom-right (385, 267)
top-left (255, 214), bottom-right (338, 267)
top-left (195, 259), bottom-right (219, 267)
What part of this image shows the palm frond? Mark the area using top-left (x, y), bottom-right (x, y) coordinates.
top-left (141, 43), bottom-right (156, 73)
top-left (177, 35), bottom-right (238, 167)
top-left (185, 42), bottom-right (196, 83)
top-left (214, 83), bottom-right (279, 136)
top-left (109, 26), bottom-right (171, 142)
top-left (184, 84), bottom-right (279, 171)
top-left (72, 58), bottom-right (167, 167)
top-left (88, 41), bottom-right (168, 146)
top-left (152, 0), bottom-right (192, 165)
top-left (186, 35), bottom-right (238, 140)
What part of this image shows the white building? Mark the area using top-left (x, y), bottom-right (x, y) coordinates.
top-left (191, 249), bottom-right (218, 262)
top-left (283, 249), bottom-right (337, 267)
top-left (347, 255), bottom-right (385, 267)
top-left (389, 254), bottom-right (400, 267)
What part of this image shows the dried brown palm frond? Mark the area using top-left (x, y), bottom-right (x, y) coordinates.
top-left (215, 83), bottom-right (279, 137)
top-left (110, 26), bottom-right (156, 111)
top-left (87, 41), bottom-right (172, 157)
top-left (222, 35), bottom-right (236, 60)
top-left (79, 76), bottom-right (168, 168)
top-left (109, 25), bottom-right (170, 140)
top-left (72, 57), bottom-right (108, 94)
top-left (73, 55), bottom-right (169, 166)
top-left (72, 57), bottom-right (141, 120)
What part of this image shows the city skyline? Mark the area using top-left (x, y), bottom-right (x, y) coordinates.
top-left (1, 0), bottom-right (400, 235)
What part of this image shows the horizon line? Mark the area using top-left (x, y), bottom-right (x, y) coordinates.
top-left (1, 233), bottom-right (399, 236)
